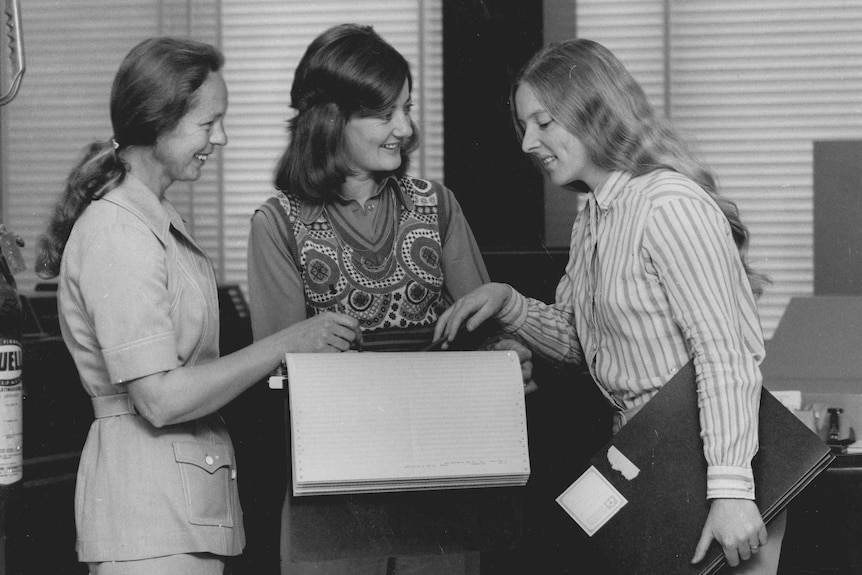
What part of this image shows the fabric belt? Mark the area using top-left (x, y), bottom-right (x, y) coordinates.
top-left (92, 392), bottom-right (137, 418)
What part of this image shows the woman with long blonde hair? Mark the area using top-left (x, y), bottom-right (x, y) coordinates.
top-left (436, 38), bottom-right (779, 574)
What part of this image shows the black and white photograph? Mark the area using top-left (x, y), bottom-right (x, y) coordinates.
top-left (0, 1), bottom-right (860, 574)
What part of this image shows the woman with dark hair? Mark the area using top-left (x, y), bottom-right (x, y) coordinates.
top-left (249, 23), bottom-right (489, 352)
top-left (273, 23), bottom-right (420, 201)
top-left (37, 36), bottom-right (359, 575)
top-left (434, 38), bottom-right (780, 574)
top-left (247, 23), bottom-right (525, 575)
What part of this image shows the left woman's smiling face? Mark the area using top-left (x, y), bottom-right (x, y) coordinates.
top-left (152, 71), bottom-right (229, 188)
top-left (342, 80), bottom-right (413, 178)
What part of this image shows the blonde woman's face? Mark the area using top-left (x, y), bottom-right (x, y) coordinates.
top-left (515, 83), bottom-right (607, 190)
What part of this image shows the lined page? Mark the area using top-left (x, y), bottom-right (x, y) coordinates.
top-left (286, 351), bottom-right (529, 492)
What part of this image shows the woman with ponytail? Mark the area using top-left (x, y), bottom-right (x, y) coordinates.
top-left (38, 37), bottom-right (360, 575)
top-left (435, 38), bottom-right (780, 574)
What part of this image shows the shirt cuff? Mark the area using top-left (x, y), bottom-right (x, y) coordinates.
top-left (706, 465), bottom-right (756, 500)
top-left (103, 331), bottom-right (179, 384)
top-left (497, 286), bottom-right (528, 332)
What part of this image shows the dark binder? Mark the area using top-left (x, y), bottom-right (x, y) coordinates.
top-left (557, 361), bottom-right (835, 575)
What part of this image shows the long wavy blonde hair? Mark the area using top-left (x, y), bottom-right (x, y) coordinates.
top-left (512, 38), bottom-right (767, 296)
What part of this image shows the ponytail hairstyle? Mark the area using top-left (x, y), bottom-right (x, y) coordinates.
top-left (37, 36), bottom-right (224, 278)
top-left (512, 38), bottom-right (768, 296)
top-left (274, 23), bottom-right (419, 201)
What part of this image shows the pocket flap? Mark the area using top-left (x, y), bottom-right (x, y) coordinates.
top-left (173, 442), bottom-right (232, 475)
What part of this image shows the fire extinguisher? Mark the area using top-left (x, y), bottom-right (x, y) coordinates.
top-left (0, 225), bottom-right (23, 572)
top-left (0, 226), bottom-right (23, 485)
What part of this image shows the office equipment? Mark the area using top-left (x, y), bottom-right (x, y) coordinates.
top-left (284, 350), bottom-right (530, 496)
top-left (556, 362), bottom-right (834, 575)
top-left (762, 296), bottom-right (862, 443)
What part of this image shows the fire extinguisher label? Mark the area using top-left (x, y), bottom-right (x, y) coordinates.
top-left (0, 339), bottom-right (23, 484)
top-left (0, 342), bottom-right (23, 384)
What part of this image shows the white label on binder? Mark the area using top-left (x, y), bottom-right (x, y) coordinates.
top-left (556, 465), bottom-right (627, 537)
top-left (607, 445), bottom-right (640, 480)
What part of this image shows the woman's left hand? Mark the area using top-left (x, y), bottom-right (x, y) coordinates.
top-left (691, 498), bottom-right (767, 567)
top-left (485, 336), bottom-right (537, 394)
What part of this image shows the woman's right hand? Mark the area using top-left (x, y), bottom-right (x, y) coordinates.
top-left (284, 311), bottom-right (361, 353)
top-left (433, 283), bottom-right (513, 345)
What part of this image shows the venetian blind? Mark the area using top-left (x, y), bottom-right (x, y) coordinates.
top-left (577, 0), bottom-right (862, 338)
top-left (0, 0), bottom-right (218, 293)
top-left (219, 0), bottom-right (444, 290)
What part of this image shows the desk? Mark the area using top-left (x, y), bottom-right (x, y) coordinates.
top-left (276, 362), bottom-right (613, 575)
top-left (780, 454), bottom-right (862, 575)
top-left (281, 391), bottom-right (525, 564)
top-left (284, 487), bottom-right (524, 562)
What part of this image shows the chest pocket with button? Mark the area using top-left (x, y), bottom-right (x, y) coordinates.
top-left (173, 442), bottom-right (235, 527)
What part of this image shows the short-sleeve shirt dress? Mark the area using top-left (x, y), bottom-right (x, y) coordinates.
top-left (58, 174), bottom-right (245, 562)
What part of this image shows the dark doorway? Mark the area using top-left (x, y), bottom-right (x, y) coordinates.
top-left (443, 0), bottom-right (544, 251)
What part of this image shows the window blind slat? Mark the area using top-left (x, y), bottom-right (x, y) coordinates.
top-left (671, 1), bottom-right (862, 337)
top-left (578, 0), bottom-right (862, 339)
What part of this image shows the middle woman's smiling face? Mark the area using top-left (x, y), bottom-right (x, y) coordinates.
top-left (342, 80), bottom-right (414, 179)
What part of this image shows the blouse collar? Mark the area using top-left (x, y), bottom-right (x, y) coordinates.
top-left (101, 173), bottom-right (201, 252)
top-left (591, 170), bottom-right (632, 210)
top-left (296, 175), bottom-right (414, 225)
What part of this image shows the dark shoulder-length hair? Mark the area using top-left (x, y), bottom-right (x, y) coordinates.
top-left (511, 38), bottom-right (768, 297)
top-left (36, 36), bottom-right (223, 278)
top-left (274, 23), bottom-right (419, 201)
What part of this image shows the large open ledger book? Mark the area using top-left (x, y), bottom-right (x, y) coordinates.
top-left (284, 350), bottom-right (531, 496)
top-left (556, 361), bottom-right (834, 575)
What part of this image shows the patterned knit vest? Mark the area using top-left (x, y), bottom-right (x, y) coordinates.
top-left (269, 177), bottom-right (448, 351)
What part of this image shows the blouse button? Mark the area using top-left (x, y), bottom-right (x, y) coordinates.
top-left (205, 455), bottom-right (214, 466)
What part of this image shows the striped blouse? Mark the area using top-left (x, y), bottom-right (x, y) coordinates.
top-left (498, 170), bottom-right (765, 500)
